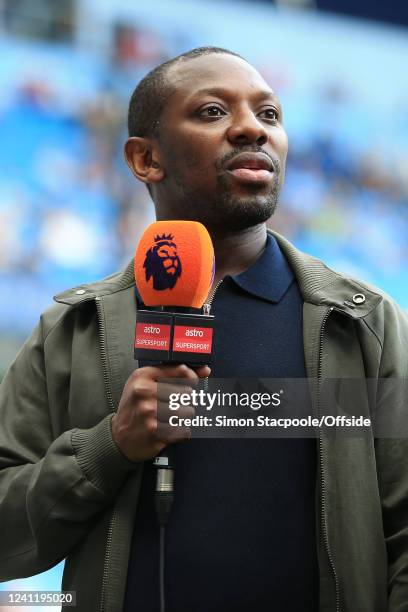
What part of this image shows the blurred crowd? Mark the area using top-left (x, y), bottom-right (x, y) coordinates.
top-left (0, 26), bottom-right (407, 337)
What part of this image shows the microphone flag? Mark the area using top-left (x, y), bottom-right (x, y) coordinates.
top-left (134, 220), bottom-right (215, 366)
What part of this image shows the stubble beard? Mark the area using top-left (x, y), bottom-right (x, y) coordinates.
top-left (172, 168), bottom-right (281, 233)
top-left (212, 171), bottom-right (281, 231)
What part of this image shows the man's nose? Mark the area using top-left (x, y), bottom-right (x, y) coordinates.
top-left (227, 109), bottom-right (268, 146)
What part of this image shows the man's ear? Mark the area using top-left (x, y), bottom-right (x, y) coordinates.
top-left (124, 137), bottom-right (164, 185)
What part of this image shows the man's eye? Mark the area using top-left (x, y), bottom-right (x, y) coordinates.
top-left (199, 105), bottom-right (226, 118)
top-left (258, 108), bottom-right (279, 122)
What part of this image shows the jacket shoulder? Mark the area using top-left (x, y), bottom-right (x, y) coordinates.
top-left (34, 261), bottom-right (135, 340)
top-left (358, 278), bottom-right (408, 356)
top-left (270, 230), bottom-right (408, 349)
top-left (52, 260), bottom-right (135, 307)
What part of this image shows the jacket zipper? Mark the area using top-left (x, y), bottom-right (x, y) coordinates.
top-left (317, 306), bottom-right (340, 612)
top-left (95, 296), bottom-right (117, 612)
top-left (202, 280), bottom-right (223, 392)
top-left (202, 279), bottom-right (223, 317)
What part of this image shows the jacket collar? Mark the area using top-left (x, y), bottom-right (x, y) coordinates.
top-left (54, 230), bottom-right (382, 320)
top-left (270, 230), bottom-right (382, 319)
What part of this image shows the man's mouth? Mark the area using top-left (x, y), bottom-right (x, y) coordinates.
top-left (224, 152), bottom-right (274, 184)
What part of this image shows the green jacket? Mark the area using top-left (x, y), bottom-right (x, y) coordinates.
top-left (1, 232), bottom-right (408, 612)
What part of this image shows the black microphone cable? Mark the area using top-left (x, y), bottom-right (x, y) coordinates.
top-left (153, 447), bottom-right (175, 612)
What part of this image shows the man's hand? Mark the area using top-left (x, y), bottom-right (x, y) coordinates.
top-left (111, 364), bottom-right (210, 462)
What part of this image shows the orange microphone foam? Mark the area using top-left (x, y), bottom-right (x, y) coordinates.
top-left (135, 221), bottom-right (215, 308)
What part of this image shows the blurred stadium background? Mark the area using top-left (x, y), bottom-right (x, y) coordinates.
top-left (0, 0), bottom-right (407, 608)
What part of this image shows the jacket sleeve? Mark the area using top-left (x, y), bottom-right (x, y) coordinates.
top-left (369, 298), bottom-right (408, 612)
top-left (0, 310), bottom-right (137, 581)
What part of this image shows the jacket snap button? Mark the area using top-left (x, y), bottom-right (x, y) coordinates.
top-left (75, 289), bottom-right (86, 295)
top-left (352, 293), bottom-right (365, 305)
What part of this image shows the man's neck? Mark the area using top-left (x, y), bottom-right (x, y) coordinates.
top-left (209, 223), bottom-right (268, 286)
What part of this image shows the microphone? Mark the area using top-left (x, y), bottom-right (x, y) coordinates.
top-left (134, 220), bottom-right (215, 367)
top-left (133, 221), bottom-right (216, 530)
top-left (153, 446), bottom-right (175, 526)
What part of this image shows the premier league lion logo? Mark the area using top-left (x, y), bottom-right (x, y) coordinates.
top-left (144, 233), bottom-right (182, 290)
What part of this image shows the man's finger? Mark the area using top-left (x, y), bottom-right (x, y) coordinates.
top-left (157, 400), bottom-right (195, 423)
top-left (155, 421), bottom-right (192, 444)
top-left (157, 382), bottom-right (194, 403)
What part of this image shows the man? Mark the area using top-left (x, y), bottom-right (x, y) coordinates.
top-left (0, 46), bottom-right (407, 612)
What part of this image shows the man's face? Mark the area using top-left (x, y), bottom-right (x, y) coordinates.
top-left (153, 53), bottom-right (288, 232)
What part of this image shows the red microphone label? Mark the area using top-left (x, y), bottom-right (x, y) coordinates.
top-left (135, 322), bottom-right (171, 350)
top-left (172, 325), bottom-right (213, 354)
